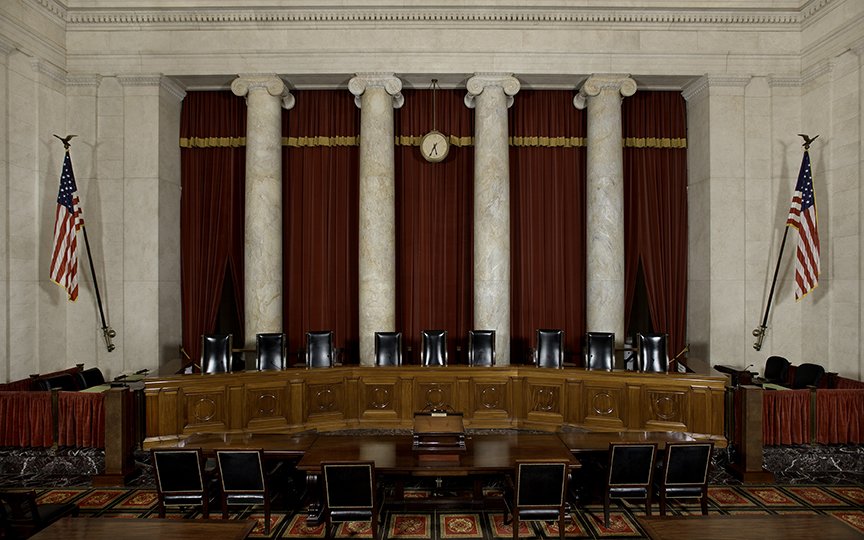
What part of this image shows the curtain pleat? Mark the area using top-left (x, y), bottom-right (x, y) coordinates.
top-left (0, 392), bottom-right (53, 447)
top-left (817, 389), bottom-right (864, 444)
top-left (394, 89), bottom-right (474, 363)
top-left (180, 91), bottom-right (247, 364)
top-left (283, 91), bottom-right (360, 363)
top-left (57, 392), bottom-right (105, 448)
top-left (763, 389), bottom-right (810, 445)
top-left (509, 90), bottom-right (587, 363)
top-left (623, 92), bottom-right (688, 360)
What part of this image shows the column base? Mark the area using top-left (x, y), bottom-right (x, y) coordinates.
top-left (92, 466), bottom-right (140, 487)
top-left (726, 462), bottom-right (774, 484)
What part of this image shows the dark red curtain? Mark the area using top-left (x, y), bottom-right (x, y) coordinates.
top-left (283, 91), bottom-right (360, 364)
top-left (180, 91), bottom-right (246, 364)
top-left (0, 391), bottom-right (53, 447)
top-left (817, 389), bottom-right (864, 444)
top-left (510, 91), bottom-right (587, 364)
top-left (58, 392), bottom-right (105, 447)
top-left (623, 92), bottom-right (688, 361)
top-left (763, 389), bottom-right (810, 445)
top-left (393, 89), bottom-right (474, 364)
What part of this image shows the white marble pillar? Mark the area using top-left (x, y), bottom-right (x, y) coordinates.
top-left (465, 73), bottom-right (520, 365)
top-left (231, 75), bottom-right (295, 347)
top-left (348, 73), bottom-right (404, 366)
top-left (574, 74), bottom-right (637, 346)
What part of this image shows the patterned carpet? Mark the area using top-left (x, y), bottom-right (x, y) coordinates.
top-left (11, 484), bottom-right (864, 539)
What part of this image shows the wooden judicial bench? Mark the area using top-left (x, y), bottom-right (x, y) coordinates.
top-left (141, 364), bottom-right (727, 445)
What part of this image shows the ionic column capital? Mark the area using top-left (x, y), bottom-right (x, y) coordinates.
top-left (464, 73), bottom-right (520, 109)
top-left (231, 74), bottom-right (295, 110)
top-left (573, 74), bottom-right (637, 110)
top-left (349, 73), bottom-right (404, 109)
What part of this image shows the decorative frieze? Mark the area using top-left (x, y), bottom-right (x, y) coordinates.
top-left (681, 75), bottom-right (751, 101)
top-left (29, 58), bottom-right (66, 85)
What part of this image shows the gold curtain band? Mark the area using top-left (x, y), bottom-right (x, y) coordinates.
top-left (179, 136), bottom-right (246, 148)
top-left (623, 137), bottom-right (687, 149)
top-left (395, 135), bottom-right (474, 147)
top-left (509, 136), bottom-right (587, 147)
top-left (283, 135), bottom-right (360, 147)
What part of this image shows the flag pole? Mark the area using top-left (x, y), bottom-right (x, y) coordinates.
top-left (752, 134), bottom-right (818, 351)
top-left (55, 135), bottom-right (116, 352)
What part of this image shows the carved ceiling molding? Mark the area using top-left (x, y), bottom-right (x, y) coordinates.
top-left (63, 5), bottom-right (825, 30)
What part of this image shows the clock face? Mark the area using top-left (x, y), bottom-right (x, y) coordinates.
top-left (420, 131), bottom-right (449, 163)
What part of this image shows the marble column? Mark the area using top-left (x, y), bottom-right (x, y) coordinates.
top-left (465, 73), bottom-right (520, 365)
top-left (231, 75), bottom-right (295, 347)
top-left (574, 74), bottom-right (636, 346)
top-left (348, 73), bottom-right (404, 366)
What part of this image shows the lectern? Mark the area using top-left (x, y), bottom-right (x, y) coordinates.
top-left (413, 410), bottom-right (466, 463)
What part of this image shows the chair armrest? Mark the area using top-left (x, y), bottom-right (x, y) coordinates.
top-left (526, 348), bottom-right (537, 365)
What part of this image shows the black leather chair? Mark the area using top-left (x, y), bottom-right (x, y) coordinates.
top-left (420, 330), bottom-right (448, 367)
top-left (36, 373), bottom-right (77, 392)
top-left (256, 333), bottom-right (286, 371)
top-left (760, 356), bottom-right (791, 386)
top-left (215, 449), bottom-right (272, 534)
top-left (306, 331), bottom-right (336, 368)
top-left (791, 362), bottom-right (825, 389)
top-left (468, 330), bottom-right (496, 367)
top-left (321, 461), bottom-right (378, 540)
top-left (503, 460), bottom-right (570, 540)
top-left (73, 367), bottom-right (105, 390)
top-left (534, 329), bottom-right (564, 368)
top-left (636, 333), bottom-right (668, 373)
top-left (604, 443), bottom-right (658, 528)
top-left (584, 332), bottom-right (615, 371)
top-left (654, 441), bottom-right (714, 516)
top-left (151, 448), bottom-right (213, 518)
top-left (201, 334), bottom-right (232, 374)
top-left (0, 490), bottom-right (79, 538)
top-left (374, 332), bottom-right (403, 366)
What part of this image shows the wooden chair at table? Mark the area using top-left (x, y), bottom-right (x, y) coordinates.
top-left (0, 490), bottom-right (79, 539)
top-left (604, 442), bottom-right (658, 528)
top-left (150, 448), bottom-right (213, 519)
top-left (321, 461), bottom-right (380, 540)
top-left (215, 448), bottom-right (273, 534)
top-left (503, 460), bottom-right (571, 540)
top-left (653, 441), bottom-right (714, 516)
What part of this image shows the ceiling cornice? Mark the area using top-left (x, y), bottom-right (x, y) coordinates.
top-left (63, 5), bottom-right (814, 30)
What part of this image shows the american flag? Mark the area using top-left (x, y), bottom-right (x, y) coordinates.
top-left (786, 150), bottom-right (820, 301)
top-left (49, 151), bottom-right (84, 302)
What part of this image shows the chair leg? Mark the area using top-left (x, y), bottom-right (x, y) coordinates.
top-left (701, 491), bottom-right (708, 515)
top-left (559, 510), bottom-right (566, 540)
top-left (659, 491), bottom-right (666, 516)
top-left (645, 493), bottom-right (652, 517)
top-left (512, 513), bottom-right (519, 540)
top-left (604, 494), bottom-right (611, 528)
top-left (264, 499), bottom-right (271, 535)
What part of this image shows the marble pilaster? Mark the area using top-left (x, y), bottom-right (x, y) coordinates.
top-left (231, 75), bottom-right (294, 347)
top-left (349, 73), bottom-right (403, 365)
top-left (465, 73), bottom-right (520, 365)
top-left (574, 74), bottom-right (636, 346)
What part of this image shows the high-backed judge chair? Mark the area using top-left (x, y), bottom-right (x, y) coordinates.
top-left (584, 332), bottom-right (615, 371)
top-left (375, 332), bottom-right (403, 366)
top-left (306, 331), bottom-right (336, 368)
top-left (604, 442), bottom-right (658, 528)
top-left (635, 333), bottom-right (668, 373)
top-left (256, 333), bottom-right (286, 371)
top-left (322, 461), bottom-right (379, 540)
top-left (151, 448), bottom-right (213, 518)
top-left (201, 333), bottom-right (232, 374)
top-left (0, 490), bottom-right (80, 538)
top-left (503, 460), bottom-right (571, 540)
top-left (791, 362), bottom-right (825, 389)
top-left (468, 330), bottom-right (496, 367)
top-left (215, 449), bottom-right (273, 534)
top-left (420, 330), bottom-right (448, 366)
top-left (534, 329), bottom-right (564, 368)
top-left (759, 356), bottom-right (791, 386)
top-left (36, 373), bottom-right (78, 392)
top-left (73, 367), bottom-right (105, 390)
top-left (654, 441), bottom-right (714, 516)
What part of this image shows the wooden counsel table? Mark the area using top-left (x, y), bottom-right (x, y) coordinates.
top-left (30, 517), bottom-right (256, 540)
top-left (296, 433), bottom-right (580, 523)
top-left (557, 430), bottom-right (696, 453)
top-left (637, 515), bottom-right (864, 540)
top-left (172, 430), bottom-right (319, 458)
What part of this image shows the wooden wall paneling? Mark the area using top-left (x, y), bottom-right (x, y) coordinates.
top-left (288, 379), bottom-right (305, 429)
top-left (414, 373), bottom-right (458, 412)
top-left (228, 384), bottom-right (244, 430)
top-left (523, 373), bottom-right (566, 428)
top-left (626, 383), bottom-right (643, 429)
top-left (468, 375), bottom-right (512, 425)
top-left (456, 377), bottom-right (471, 420)
top-left (643, 386), bottom-right (688, 432)
top-left (182, 384), bottom-right (228, 433)
top-left (304, 373), bottom-right (346, 429)
top-left (358, 374), bottom-right (402, 425)
top-left (581, 381), bottom-right (626, 429)
top-left (244, 381), bottom-right (289, 431)
top-left (345, 375), bottom-right (360, 429)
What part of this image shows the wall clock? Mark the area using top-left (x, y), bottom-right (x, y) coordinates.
top-left (420, 79), bottom-right (449, 163)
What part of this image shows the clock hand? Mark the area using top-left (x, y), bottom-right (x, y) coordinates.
top-left (431, 142), bottom-right (438, 155)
